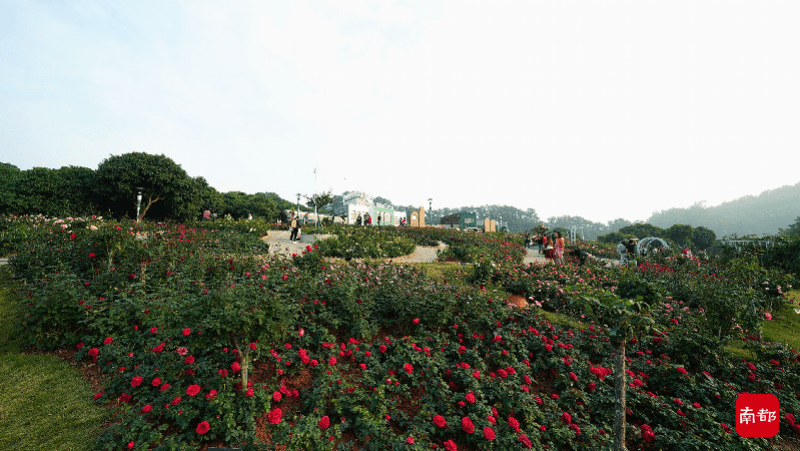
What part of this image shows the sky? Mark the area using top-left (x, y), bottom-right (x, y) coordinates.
top-left (1, 0), bottom-right (799, 224)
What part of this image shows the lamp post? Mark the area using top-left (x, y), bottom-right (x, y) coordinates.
top-left (135, 187), bottom-right (143, 223)
top-left (296, 193), bottom-right (301, 217)
top-left (428, 198), bottom-right (432, 225)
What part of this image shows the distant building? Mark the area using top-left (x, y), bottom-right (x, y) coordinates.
top-left (342, 191), bottom-right (406, 226)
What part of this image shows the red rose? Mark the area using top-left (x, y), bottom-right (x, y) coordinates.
top-left (231, 361), bottom-right (241, 373)
top-left (508, 416), bottom-right (520, 432)
top-left (444, 440), bottom-right (458, 451)
top-left (150, 327), bottom-right (157, 334)
top-left (130, 376), bottom-right (143, 387)
top-left (483, 427), bottom-right (495, 441)
top-left (151, 377), bottom-right (161, 386)
top-left (196, 421), bottom-right (210, 435)
top-left (461, 417), bottom-right (475, 434)
top-left (412, 318), bottom-right (419, 324)
top-left (171, 396), bottom-right (181, 406)
top-left (432, 414), bottom-right (447, 428)
top-left (186, 385), bottom-right (201, 397)
top-left (561, 412), bottom-right (572, 424)
top-left (268, 407), bottom-right (282, 424)
top-left (406, 436), bottom-right (415, 444)
top-left (93, 392), bottom-right (105, 400)
top-left (206, 389), bottom-right (218, 400)
top-left (152, 343), bottom-right (164, 353)
top-left (404, 363), bottom-right (413, 375)
top-left (88, 348), bottom-right (99, 358)
top-left (160, 384), bottom-right (171, 392)
top-left (519, 433), bottom-right (533, 448)
top-left (465, 392), bottom-right (476, 404)
top-left (318, 415), bottom-right (330, 430)
top-left (142, 404), bottom-right (153, 413)
top-left (185, 356), bottom-right (195, 364)
top-left (182, 328), bottom-right (191, 336)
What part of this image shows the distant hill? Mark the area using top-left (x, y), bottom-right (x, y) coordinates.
top-left (647, 182), bottom-right (800, 237)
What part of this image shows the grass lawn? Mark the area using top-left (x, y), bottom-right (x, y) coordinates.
top-left (763, 289), bottom-right (800, 350)
top-left (723, 289), bottom-right (800, 361)
top-left (0, 268), bottom-right (108, 451)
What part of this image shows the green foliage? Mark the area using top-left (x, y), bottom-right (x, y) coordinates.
top-left (693, 226), bottom-right (717, 250)
top-left (782, 217), bottom-right (800, 237)
top-left (8, 220), bottom-right (800, 450)
top-left (0, 165), bottom-right (99, 217)
top-left (596, 231), bottom-right (637, 245)
top-left (665, 224), bottom-right (694, 248)
top-left (94, 152), bottom-right (201, 221)
top-left (315, 226), bottom-right (416, 259)
top-left (619, 223), bottom-right (665, 240)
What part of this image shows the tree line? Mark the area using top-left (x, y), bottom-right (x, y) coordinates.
top-left (0, 153), bottom-right (295, 222)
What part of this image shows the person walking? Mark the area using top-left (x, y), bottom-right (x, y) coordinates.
top-left (366, 213), bottom-right (372, 226)
top-left (617, 240), bottom-right (627, 265)
top-left (377, 214), bottom-right (382, 226)
top-left (290, 216), bottom-right (299, 242)
top-left (357, 214), bottom-right (363, 226)
top-left (524, 231), bottom-right (531, 250)
top-left (544, 236), bottom-right (555, 261)
top-left (555, 231), bottom-right (566, 264)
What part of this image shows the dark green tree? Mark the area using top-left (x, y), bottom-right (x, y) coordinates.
top-left (94, 152), bottom-right (197, 222)
top-left (2, 166), bottom-right (97, 217)
top-left (0, 163), bottom-right (22, 214)
top-left (692, 226), bottom-right (716, 250)
top-left (665, 224), bottom-right (694, 248)
top-left (619, 223), bottom-right (665, 239)
top-left (781, 217), bottom-right (800, 237)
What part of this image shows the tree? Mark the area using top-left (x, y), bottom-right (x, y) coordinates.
top-left (781, 217), bottom-right (800, 237)
top-left (665, 224), bottom-right (694, 248)
top-left (619, 223), bottom-right (664, 240)
top-left (0, 163), bottom-right (22, 214)
top-left (440, 213), bottom-right (460, 226)
top-left (2, 166), bottom-right (98, 217)
top-left (573, 285), bottom-right (658, 451)
top-left (306, 190), bottom-right (334, 212)
top-left (692, 226), bottom-right (716, 250)
top-left (94, 152), bottom-right (197, 222)
top-left (607, 218), bottom-right (633, 233)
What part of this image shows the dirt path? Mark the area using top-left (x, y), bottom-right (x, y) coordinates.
top-left (262, 230), bottom-right (331, 258)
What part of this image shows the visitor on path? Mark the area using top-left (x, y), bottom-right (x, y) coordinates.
top-left (296, 224), bottom-right (302, 241)
top-left (524, 231), bottom-right (531, 249)
top-left (357, 214), bottom-right (363, 226)
top-left (623, 238), bottom-right (638, 265)
top-left (555, 231), bottom-right (565, 263)
top-left (290, 216), bottom-right (299, 242)
top-left (401, 217), bottom-right (406, 227)
top-left (366, 213), bottom-right (372, 226)
top-left (617, 240), bottom-right (627, 265)
top-left (541, 235), bottom-right (549, 255)
top-left (536, 234), bottom-right (544, 254)
top-left (544, 236), bottom-right (555, 261)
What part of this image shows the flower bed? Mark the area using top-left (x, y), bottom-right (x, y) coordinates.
top-left (6, 220), bottom-right (800, 450)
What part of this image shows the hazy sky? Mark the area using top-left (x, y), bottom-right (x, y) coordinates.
top-left (2, 1), bottom-right (798, 223)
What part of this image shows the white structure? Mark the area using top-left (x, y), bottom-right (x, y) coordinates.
top-left (342, 191), bottom-right (406, 226)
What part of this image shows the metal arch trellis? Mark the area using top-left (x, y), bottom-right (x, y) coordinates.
top-left (719, 240), bottom-right (774, 253)
top-left (636, 237), bottom-right (671, 255)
